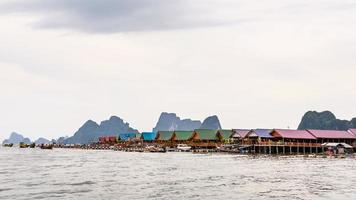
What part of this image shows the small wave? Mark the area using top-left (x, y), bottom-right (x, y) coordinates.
top-left (0, 188), bottom-right (13, 192)
top-left (70, 181), bottom-right (95, 186)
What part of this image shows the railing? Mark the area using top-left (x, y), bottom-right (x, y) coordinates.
top-left (242, 141), bottom-right (322, 147)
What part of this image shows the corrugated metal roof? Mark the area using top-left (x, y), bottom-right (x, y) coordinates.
top-left (156, 131), bottom-right (174, 141)
top-left (321, 143), bottom-right (353, 148)
top-left (174, 131), bottom-right (194, 141)
top-left (232, 129), bottom-right (251, 138)
top-left (218, 130), bottom-right (233, 140)
top-left (307, 129), bottom-right (356, 139)
top-left (272, 129), bottom-right (316, 140)
top-left (348, 129), bottom-right (356, 136)
top-left (119, 133), bottom-right (137, 141)
top-left (142, 132), bottom-right (157, 141)
top-left (194, 129), bottom-right (218, 140)
top-left (247, 129), bottom-right (273, 138)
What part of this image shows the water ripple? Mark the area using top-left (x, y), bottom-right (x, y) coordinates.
top-left (0, 148), bottom-right (355, 200)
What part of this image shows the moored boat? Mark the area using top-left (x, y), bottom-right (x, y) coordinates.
top-left (177, 144), bottom-right (191, 152)
top-left (3, 143), bottom-right (13, 147)
top-left (145, 146), bottom-right (166, 153)
top-left (40, 144), bottom-right (54, 150)
top-left (19, 142), bottom-right (29, 148)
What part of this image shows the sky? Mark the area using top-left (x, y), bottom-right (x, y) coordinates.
top-left (1, 0), bottom-right (356, 142)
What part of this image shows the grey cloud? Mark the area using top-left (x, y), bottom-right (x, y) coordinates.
top-left (0, 0), bottom-right (228, 33)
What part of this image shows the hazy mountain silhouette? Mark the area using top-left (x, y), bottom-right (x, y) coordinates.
top-left (2, 132), bottom-right (32, 145)
top-left (34, 137), bottom-right (50, 145)
top-left (200, 115), bottom-right (222, 130)
top-left (64, 116), bottom-right (138, 144)
top-left (298, 111), bottom-right (356, 130)
top-left (153, 112), bottom-right (222, 132)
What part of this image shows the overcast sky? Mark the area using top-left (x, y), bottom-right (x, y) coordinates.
top-left (1, 0), bottom-right (356, 141)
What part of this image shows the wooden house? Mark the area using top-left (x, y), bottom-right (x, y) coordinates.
top-left (270, 129), bottom-right (316, 144)
top-left (232, 129), bottom-right (251, 144)
top-left (141, 132), bottom-right (157, 142)
top-left (245, 129), bottom-right (273, 145)
top-left (306, 129), bottom-right (356, 146)
top-left (172, 131), bottom-right (195, 143)
top-left (217, 129), bottom-right (233, 143)
top-left (155, 131), bottom-right (174, 143)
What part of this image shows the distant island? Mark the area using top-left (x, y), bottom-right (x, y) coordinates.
top-left (2, 132), bottom-right (50, 145)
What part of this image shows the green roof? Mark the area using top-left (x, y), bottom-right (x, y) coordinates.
top-left (157, 131), bottom-right (174, 141)
top-left (174, 131), bottom-right (194, 141)
top-left (194, 129), bottom-right (218, 140)
top-left (218, 130), bottom-right (233, 140)
top-left (135, 133), bottom-right (142, 138)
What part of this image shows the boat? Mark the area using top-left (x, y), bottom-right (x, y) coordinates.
top-left (145, 146), bottom-right (166, 153)
top-left (218, 144), bottom-right (240, 153)
top-left (29, 143), bottom-right (36, 148)
top-left (3, 143), bottom-right (13, 147)
top-left (177, 144), bottom-right (192, 152)
top-left (19, 142), bottom-right (29, 148)
top-left (40, 144), bottom-right (53, 150)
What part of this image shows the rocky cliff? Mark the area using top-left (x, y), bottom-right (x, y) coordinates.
top-left (2, 132), bottom-right (32, 145)
top-left (64, 116), bottom-right (138, 144)
top-left (200, 115), bottom-right (222, 130)
top-left (152, 112), bottom-right (202, 132)
top-left (298, 111), bottom-right (356, 130)
top-left (153, 112), bottom-right (222, 132)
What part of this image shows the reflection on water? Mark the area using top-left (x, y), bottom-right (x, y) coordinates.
top-left (0, 148), bottom-right (355, 200)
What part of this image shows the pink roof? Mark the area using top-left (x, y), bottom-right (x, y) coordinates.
top-left (233, 129), bottom-right (250, 138)
top-left (349, 129), bottom-right (356, 136)
top-left (273, 129), bottom-right (316, 139)
top-left (307, 129), bottom-right (356, 139)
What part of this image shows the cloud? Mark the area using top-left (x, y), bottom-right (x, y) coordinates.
top-left (0, 0), bottom-right (234, 33)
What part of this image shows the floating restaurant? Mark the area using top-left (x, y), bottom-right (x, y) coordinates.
top-left (97, 128), bottom-right (356, 155)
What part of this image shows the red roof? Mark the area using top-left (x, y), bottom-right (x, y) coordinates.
top-left (272, 129), bottom-right (316, 139)
top-left (349, 129), bottom-right (356, 136)
top-left (307, 129), bottom-right (356, 139)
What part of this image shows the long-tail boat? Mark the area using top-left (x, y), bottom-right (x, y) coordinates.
top-left (40, 144), bottom-right (53, 150)
top-left (19, 142), bottom-right (29, 148)
top-left (3, 143), bottom-right (13, 147)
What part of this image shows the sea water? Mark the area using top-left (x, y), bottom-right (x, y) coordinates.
top-left (0, 148), bottom-right (355, 200)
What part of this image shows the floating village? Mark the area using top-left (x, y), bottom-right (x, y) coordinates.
top-left (3, 128), bottom-right (356, 157)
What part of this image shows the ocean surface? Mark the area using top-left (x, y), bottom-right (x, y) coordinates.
top-left (0, 148), bottom-right (355, 200)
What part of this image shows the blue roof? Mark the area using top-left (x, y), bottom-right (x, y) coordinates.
top-left (119, 133), bottom-right (137, 141)
top-left (142, 132), bottom-right (157, 141)
top-left (250, 129), bottom-right (273, 138)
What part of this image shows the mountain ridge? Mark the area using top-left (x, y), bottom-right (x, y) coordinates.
top-left (64, 116), bottom-right (138, 144)
top-left (153, 112), bottom-right (222, 132)
top-left (298, 110), bottom-right (356, 130)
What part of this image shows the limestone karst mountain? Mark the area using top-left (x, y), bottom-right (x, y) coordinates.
top-left (153, 112), bottom-right (222, 132)
top-left (64, 116), bottom-right (138, 144)
top-left (298, 111), bottom-right (356, 130)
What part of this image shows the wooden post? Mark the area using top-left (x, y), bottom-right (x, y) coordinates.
top-left (283, 146), bottom-right (285, 154)
top-left (269, 146), bottom-right (271, 154)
